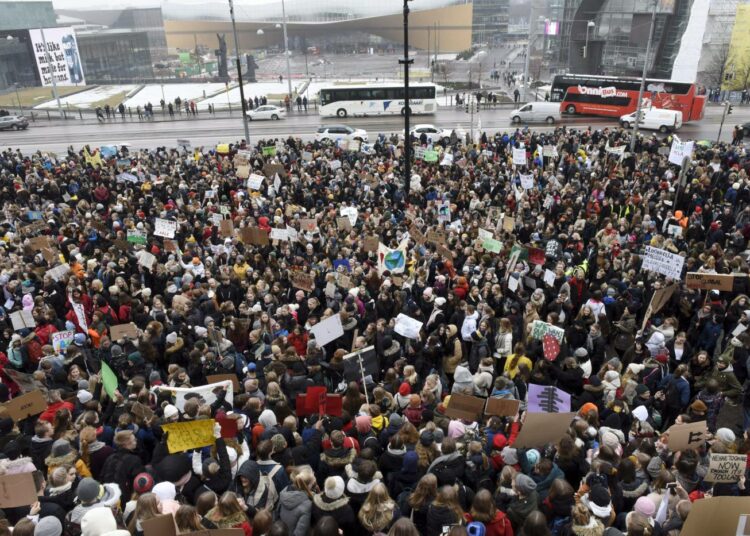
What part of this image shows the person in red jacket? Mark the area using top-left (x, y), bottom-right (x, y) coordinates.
top-left (39, 389), bottom-right (76, 423)
top-left (465, 489), bottom-right (514, 536)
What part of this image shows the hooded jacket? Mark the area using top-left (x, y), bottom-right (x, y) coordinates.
top-left (452, 365), bottom-right (474, 394)
top-left (319, 445), bottom-right (357, 482)
top-left (311, 493), bottom-right (356, 534)
top-left (427, 451), bottom-right (465, 486)
top-left (277, 486), bottom-right (312, 536)
top-left (230, 460), bottom-right (276, 514)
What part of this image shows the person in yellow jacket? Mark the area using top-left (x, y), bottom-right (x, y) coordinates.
top-left (233, 255), bottom-right (251, 280)
top-left (504, 343), bottom-right (533, 379)
top-left (45, 438), bottom-right (92, 478)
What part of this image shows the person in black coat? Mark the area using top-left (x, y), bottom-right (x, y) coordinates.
top-left (426, 437), bottom-right (465, 487)
top-left (389, 451), bottom-right (421, 499)
top-left (311, 476), bottom-right (357, 534)
top-left (550, 357), bottom-right (585, 394)
top-left (574, 375), bottom-right (605, 412)
top-left (98, 430), bottom-right (145, 504)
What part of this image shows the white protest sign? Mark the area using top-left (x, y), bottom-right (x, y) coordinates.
top-left (330, 160), bottom-right (342, 171)
top-left (137, 251), bottom-right (157, 270)
top-left (477, 228), bottom-right (494, 242)
top-left (606, 144), bottom-right (626, 157)
top-left (269, 228), bottom-right (289, 241)
top-left (530, 320), bottom-right (565, 344)
top-left (310, 314), bottom-right (344, 347)
top-left (520, 174), bottom-right (534, 190)
top-left (273, 174), bottom-right (281, 192)
top-left (159, 379), bottom-right (234, 411)
top-left (508, 275), bottom-right (519, 292)
top-left (512, 147), bottom-right (527, 166)
top-left (154, 218), bottom-right (177, 239)
top-left (543, 145), bottom-right (558, 158)
top-left (544, 269), bottom-right (556, 287)
top-left (669, 139), bottom-right (694, 166)
top-left (441, 152), bottom-right (453, 167)
top-left (642, 246), bottom-right (684, 280)
top-left (340, 206), bottom-right (358, 226)
top-left (668, 224), bottom-right (683, 237)
top-left (286, 225), bottom-right (298, 242)
top-left (47, 264), bottom-right (71, 282)
top-left (394, 313), bottom-right (424, 340)
top-left (72, 302), bottom-right (88, 332)
top-left (247, 174), bottom-right (264, 190)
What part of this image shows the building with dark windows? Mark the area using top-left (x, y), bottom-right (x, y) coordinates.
top-left (471, 0), bottom-right (509, 45)
top-left (75, 29), bottom-right (154, 83)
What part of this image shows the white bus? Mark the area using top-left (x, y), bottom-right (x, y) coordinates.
top-left (318, 83), bottom-right (438, 118)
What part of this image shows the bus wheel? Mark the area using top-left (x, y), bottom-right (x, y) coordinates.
top-left (659, 125), bottom-right (669, 133)
top-left (545, 116), bottom-right (555, 124)
top-left (336, 108), bottom-right (347, 118)
top-left (565, 105), bottom-right (576, 114)
top-left (401, 106), bottom-right (411, 116)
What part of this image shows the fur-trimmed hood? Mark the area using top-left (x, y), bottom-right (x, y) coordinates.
top-left (320, 447), bottom-right (356, 468)
top-left (45, 450), bottom-right (79, 469)
top-left (0, 456), bottom-right (36, 475)
top-left (312, 492), bottom-right (350, 512)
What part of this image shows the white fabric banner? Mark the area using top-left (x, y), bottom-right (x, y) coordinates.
top-left (158, 379), bottom-right (234, 411)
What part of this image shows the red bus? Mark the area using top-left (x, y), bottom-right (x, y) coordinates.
top-left (551, 74), bottom-right (706, 122)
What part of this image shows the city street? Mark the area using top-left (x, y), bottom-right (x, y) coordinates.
top-left (2, 104), bottom-right (748, 154)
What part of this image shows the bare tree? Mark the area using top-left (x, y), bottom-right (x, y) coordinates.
top-left (703, 42), bottom-right (731, 87)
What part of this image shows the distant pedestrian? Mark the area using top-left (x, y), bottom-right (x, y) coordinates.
top-left (104, 104), bottom-right (111, 119)
top-left (302, 96), bottom-right (308, 112)
top-left (279, 74), bottom-right (283, 83)
top-left (118, 103), bottom-right (125, 120)
top-left (168, 103), bottom-right (174, 117)
top-left (136, 105), bottom-right (143, 120)
top-left (96, 107), bottom-right (104, 123)
top-left (190, 101), bottom-right (197, 115)
top-left (184, 101), bottom-right (190, 115)
top-left (254, 96), bottom-right (259, 109)
top-left (296, 95), bottom-right (302, 111)
top-left (514, 88), bottom-right (520, 103)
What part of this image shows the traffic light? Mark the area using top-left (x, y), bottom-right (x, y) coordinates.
top-left (581, 45), bottom-right (587, 58)
top-left (475, 101), bottom-right (480, 113)
top-left (727, 103), bottom-right (734, 115)
top-left (465, 100), bottom-right (469, 114)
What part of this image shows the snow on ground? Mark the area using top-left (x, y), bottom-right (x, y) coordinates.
top-left (123, 83), bottom-right (227, 108)
top-left (200, 81), bottom-right (307, 111)
top-left (35, 85), bottom-right (139, 109)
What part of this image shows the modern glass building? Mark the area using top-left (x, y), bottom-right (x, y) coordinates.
top-left (471, 0), bottom-right (509, 45)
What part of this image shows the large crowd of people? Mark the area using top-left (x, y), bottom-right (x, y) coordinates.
top-left (0, 123), bottom-right (748, 536)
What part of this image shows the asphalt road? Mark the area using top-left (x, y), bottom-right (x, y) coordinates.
top-left (2, 105), bottom-right (748, 154)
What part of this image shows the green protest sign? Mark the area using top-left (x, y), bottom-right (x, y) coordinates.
top-left (424, 150), bottom-right (438, 163)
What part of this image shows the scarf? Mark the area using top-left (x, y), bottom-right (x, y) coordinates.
top-left (81, 440), bottom-right (105, 454)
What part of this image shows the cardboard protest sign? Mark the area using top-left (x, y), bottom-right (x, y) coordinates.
top-left (109, 322), bottom-right (139, 341)
top-left (220, 219), bottom-right (234, 238)
top-left (0, 472), bottom-right (38, 508)
top-left (1, 390), bottom-right (46, 422)
top-left (513, 412), bottom-right (576, 448)
top-left (299, 218), bottom-right (318, 232)
top-left (394, 314), bottom-right (423, 340)
top-left (239, 227), bottom-right (269, 246)
top-left (681, 497), bottom-right (750, 536)
top-left (426, 229), bottom-right (447, 245)
top-left (336, 217), bottom-right (352, 232)
top-left (206, 374), bottom-right (240, 391)
top-left (484, 398), bottom-right (520, 418)
top-left (310, 314), bottom-right (344, 346)
top-left (444, 394), bottom-right (485, 422)
top-left (704, 453), bottom-right (746, 483)
top-left (530, 320), bottom-right (565, 344)
top-left (162, 419), bottom-right (216, 453)
top-left (142, 514), bottom-right (177, 536)
top-left (235, 165), bottom-right (250, 179)
top-left (263, 163), bottom-right (285, 177)
top-left (131, 402), bottom-right (154, 420)
top-left (363, 235), bottom-right (379, 252)
top-left (666, 420), bottom-right (707, 452)
top-left (502, 216), bottom-right (515, 233)
top-left (4, 369), bottom-right (45, 393)
top-left (685, 272), bottom-right (734, 292)
top-left (154, 218), bottom-right (177, 239)
top-left (10, 310), bottom-right (35, 331)
top-left (642, 246), bottom-right (684, 279)
top-left (290, 270), bottom-right (315, 292)
top-left (528, 384), bottom-right (571, 413)
top-left (512, 147), bottom-right (527, 166)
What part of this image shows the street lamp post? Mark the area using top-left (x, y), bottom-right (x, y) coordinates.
top-left (521, 3), bottom-right (534, 102)
top-left (281, 0), bottom-right (293, 100)
top-left (228, 0), bottom-right (251, 143)
top-left (630, 0), bottom-right (658, 153)
top-left (584, 20), bottom-right (595, 59)
top-left (400, 0), bottom-right (414, 198)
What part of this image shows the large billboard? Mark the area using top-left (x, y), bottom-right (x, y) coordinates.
top-left (28, 27), bottom-right (85, 87)
top-left (722, 5), bottom-right (750, 91)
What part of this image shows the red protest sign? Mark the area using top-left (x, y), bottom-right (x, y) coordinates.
top-left (543, 333), bottom-right (560, 361)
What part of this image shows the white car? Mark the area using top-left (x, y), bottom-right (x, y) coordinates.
top-left (246, 105), bottom-right (285, 121)
top-left (315, 124), bottom-right (368, 143)
top-left (402, 124), bottom-right (466, 143)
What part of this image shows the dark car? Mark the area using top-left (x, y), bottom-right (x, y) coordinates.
top-left (0, 115), bottom-right (29, 130)
top-left (742, 122), bottom-right (750, 138)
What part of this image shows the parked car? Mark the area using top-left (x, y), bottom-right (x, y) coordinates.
top-left (0, 115), bottom-right (29, 130)
top-left (509, 102), bottom-right (560, 124)
top-left (245, 105), bottom-right (285, 121)
top-left (315, 124), bottom-right (368, 143)
top-left (620, 108), bottom-right (682, 133)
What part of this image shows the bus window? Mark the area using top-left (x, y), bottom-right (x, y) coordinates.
top-left (386, 88), bottom-right (402, 100)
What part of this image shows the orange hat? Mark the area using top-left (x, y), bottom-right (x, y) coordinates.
top-left (580, 402), bottom-right (598, 416)
top-left (192, 257), bottom-right (201, 265)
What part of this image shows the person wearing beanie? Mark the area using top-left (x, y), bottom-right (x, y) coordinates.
top-left (45, 439), bottom-right (92, 480)
top-left (311, 476), bottom-right (356, 534)
top-left (34, 516), bottom-right (63, 536)
top-left (394, 382), bottom-right (412, 410)
top-left (507, 473), bottom-right (539, 532)
top-left (80, 506), bottom-right (130, 536)
top-left (583, 484), bottom-right (614, 526)
top-left (68, 478), bottom-right (123, 526)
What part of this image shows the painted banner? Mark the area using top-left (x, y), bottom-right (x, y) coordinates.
top-left (162, 419), bottom-right (216, 453)
top-left (530, 320), bottom-right (565, 344)
top-left (158, 379), bottom-right (234, 411)
top-left (528, 383), bottom-right (571, 413)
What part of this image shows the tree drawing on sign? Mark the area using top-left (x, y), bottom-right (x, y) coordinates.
top-left (537, 386), bottom-right (565, 413)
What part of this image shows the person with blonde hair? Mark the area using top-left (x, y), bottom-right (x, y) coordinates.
top-left (127, 492), bottom-right (161, 535)
top-left (404, 473), bottom-right (437, 533)
top-left (357, 482), bottom-right (400, 535)
top-left (277, 468), bottom-right (317, 536)
top-left (205, 491), bottom-right (252, 535)
top-left (425, 485), bottom-right (465, 536)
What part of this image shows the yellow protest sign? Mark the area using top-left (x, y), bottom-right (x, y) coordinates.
top-left (162, 419), bottom-right (215, 453)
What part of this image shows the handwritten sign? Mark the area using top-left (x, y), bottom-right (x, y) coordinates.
top-left (299, 218), bottom-right (318, 232)
top-left (363, 235), bottom-right (379, 252)
top-left (154, 218), bottom-right (177, 239)
top-left (482, 238), bottom-right (502, 253)
top-left (530, 320), bottom-right (565, 344)
top-left (290, 270), bottom-right (315, 292)
top-left (394, 313), bottom-right (423, 340)
top-left (685, 272), bottom-right (734, 292)
top-left (161, 419), bottom-right (216, 453)
top-left (666, 420), bottom-right (707, 452)
top-left (704, 453), bottom-right (746, 483)
top-left (642, 246), bottom-right (684, 279)
top-left (444, 394), bottom-right (485, 422)
top-left (109, 323), bottom-right (139, 341)
top-left (127, 229), bottom-right (147, 245)
top-left (247, 174), bottom-right (265, 190)
top-left (513, 412), bottom-right (576, 448)
top-left (1, 390), bottom-right (46, 422)
top-left (51, 330), bottom-right (75, 354)
top-left (512, 147), bottom-right (527, 166)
